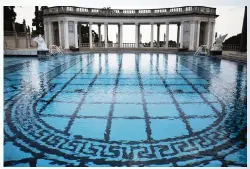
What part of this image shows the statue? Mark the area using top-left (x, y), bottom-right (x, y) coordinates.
top-left (33, 34), bottom-right (48, 50)
top-left (33, 35), bottom-right (49, 58)
top-left (210, 34), bottom-right (228, 51)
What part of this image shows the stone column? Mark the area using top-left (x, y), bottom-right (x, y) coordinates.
top-left (206, 21), bottom-right (211, 49)
top-left (189, 21), bottom-right (196, 50)
top-left (44, 22), bottom-right (48, 46)
top-left (58, 21), bottom-right (62, 47)
top-left (74, 21), bottom-right (78, 48)
top-left (210, 22), bottom-right (215, 47)
top-left (177, 23), bottom-right (180, 48)
top-left (78, 23), bottom-right (82, 47)
top-left (135, 23), bottom-right (139, 48)
top-left (196, 21), bottom-right (201, 49)
top-left (119, 22), bottom-right (123, 48)
top-left (89, 22), bottom-right (93, 48)
top-left (104, 23), bottom-right (108, 48)
top-left (150, 23), bottom-right (154, 48)
top-left (180, 22), bottom-right (184, 48)
top-left (48, 22), bottom-right (53, 46)
top-left (165, 22), bottom-right (169, 49)
top-left (157, 24), bottom-right (160, 48)
top-left (64, 20), bottom-right (69, 49)
top-left (98, 24), bottom-right (101, 44)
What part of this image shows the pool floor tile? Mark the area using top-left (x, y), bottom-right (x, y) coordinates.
top-left (180, 103), bottom-right (216, 116)
top-left (188, 79), bottom-right (209, 85)
top-left (85, 93), bottom-right (113, 103)
top-left (188, 117), bottom-right (216, 132)
top-left (143, 85), bottom-right (167, 93)
top-left (150, 119), bottom-right (189, 140)
top-left (116, 85), bottom-right (141, 93)
top-left (110, 119), bottom-right (147, 141)
top-left (169, 85), bottom-right (195, 93)
top-left (147, 104), bottom-right (179, 117)
top-left (113, 104), bottom-right (144, 117)
top-left (69, 118), bottom-right (107, 139)
top-left (70, 78), bottom-right (94, 85)
top-left (41, 116), bottom-right (69, 131)
top-left (144, 93), bottom-right (172, 103)
top-left (202, 93), bottom-right (218, 102)
top-left (54, 93), bottom-right (83, 102)
top-left (115, 93), bottom-right (142, 103)
top-left (174, 93), bottom-right (203, 103)
top-left (41, 102), bottom-right (78, 116)
top-left (63, 84), bottom-right (89, 92)
top-left (78, 104), bottom-right (111, 116)
top-left (165, 79), bottom-right (188, 85)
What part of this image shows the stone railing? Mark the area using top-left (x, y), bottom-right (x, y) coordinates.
top-left (122, 43), bottom-right (136, 48)
top-left (222, 44), bottom-right (240, 51)
top-left (80, 43), bottom-right (179, 48)
top-left (43, 6), bottom-right (216, 17)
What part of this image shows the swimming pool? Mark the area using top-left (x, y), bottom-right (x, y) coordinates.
top-left (4, 53), bottom-right (247, 167)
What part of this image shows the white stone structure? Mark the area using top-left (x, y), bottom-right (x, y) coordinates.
top-left (43, 6), bottom-right (218, 51)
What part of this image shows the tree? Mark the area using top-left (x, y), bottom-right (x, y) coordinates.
top-left (32, 6), bottom-right (48, 35)
top-left (223, 34), bottom-right (242, 44)
top-left (80, 25), bottom-right (100, 43)
top-left (4, 6), bottom-right (16, 23)
top-left (4, 6), bottom-right (16, 31)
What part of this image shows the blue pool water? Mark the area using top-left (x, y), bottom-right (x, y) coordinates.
top-left (4, 53), bottom-right (247, 167)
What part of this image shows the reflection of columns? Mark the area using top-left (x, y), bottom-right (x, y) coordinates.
top-left (150, 23), bottom-right (154, 48)
top-left (189, 21), bottom-right (195, 50)
top-left (104, 23), bottom-right (108, 48)
top-left (165, 22), bottom-right (169, 49)
top-left (48, 22), bottom-right (53, 46)
top-left (78, 23), bottom-right (82, 46)
top-left (89, 22), bottom-right (93, 48)
top-left (58, 21), bottom-right (62, 47)
top-left (177, 23), bottom-right (180, 48)
top-left (98, 24), bottom-right (101, 44)
top-left (119, 22), bottom-right (123, 48)
top-left (74, 21), bottom-right (78, 48)
top-left (135, 23), bottom-right (139, 48)
top-left (157, 24), bottom-right (160, 48)
top-left (206, 21), bottom-right (211, 49)
top-left (180, 22), bottom-right (184, 48)
top-left (64, 20), bottom-right (69, 49)
top-left (196, 21), bottom-right (201, 49)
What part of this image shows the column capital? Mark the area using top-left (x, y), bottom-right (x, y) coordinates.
top-left (157, 23), bottom-right (160, 27)
top-left (135, 22), bottom-right (139, 26)
top-left (98, 23), bottom-right (101, 27)
top-left (119, 22), bottom-right (123, 26)
top-left (104, 22), bottom-right (108, 26)
top-left (165, 22), bottom-right (169, 25)
top-left (74, 21), bottom-right (78, 25)
top-left (150, 22), bottom-right (154, 25)
top-left (89, 22), bottom-right (93, 25)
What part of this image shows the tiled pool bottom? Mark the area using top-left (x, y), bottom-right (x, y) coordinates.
top-left (4, 53), bottom-right (247, 167)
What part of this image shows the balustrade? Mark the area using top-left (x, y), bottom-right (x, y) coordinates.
top-left (222, 44), bottom-right (240, 51)
top-left (43, 6), bottom-right (216, 16)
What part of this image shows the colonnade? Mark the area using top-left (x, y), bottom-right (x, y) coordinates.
top-left (44, 20), bottom-right (215, 51)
